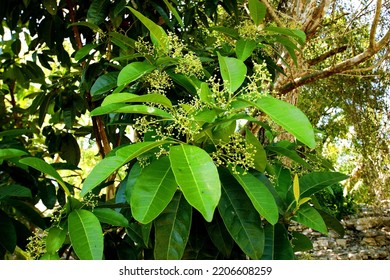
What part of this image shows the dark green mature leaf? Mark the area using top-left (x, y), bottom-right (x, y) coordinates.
top-left (292, 204), bottom-right (328, 235)
top-left (114, 105), bottom-right (173, 119)
top-left (154, 192), bottom-right (192, 259)
top-left (59, 133), bottom-right (80, 166)
top-left (245, 129), bottom-right (267, 172)
top-left (291, 231), bottom-right (313, 252)
top-left (261, 223), bottom-right (274, 260)
top-left (75, 44), bottom-right (98, 61)
top-left (117, 61), bottom-right (156, 86)
top-left (317, 209), bottom-right (345, 237)
top-left (128, 7), bottom-right (169, 53)
top-left (299, 172), bottom-right (349, 198)
top-left (0, 210), bottom-right (16, 252)
top-left (92, 208), bottom-right (129, 227)
top-left (206, 213), bottom-right (234, 257)
top-left (267, 146), bottom-right (311, 169)
top-left (68, 209), bottom-right (103, 260)
top-left (163, 0), bottom-right (184, 28)
top-left (218, 53), bottom-right (247, 93)
top-left (265, 26), bottom-right (306, 45)
top-left (81, 141), bottom-right (169, 197)
top-left (248, 0), bottom-right (266, 25)
top-left (131, 156), bottom-right (177, 224)
top-left (273, 223), bottom-right (294, 259)
top-left (254, 96), bottom-right (316, 149)
top-left (109, 31), bottom-right (136, 50)
top-left (231, 168), bottom-right (278, 225)
top-left (236, 39), bottom-right (257, 61)
top-left (0, 184), bottom-right (32, 199)
top-left (19, 157), bottom-right (70, 196)
top-left (91, 72), bottom-right (119, 96)
top-left (218, 169), bottom-right (264, 259)
top-left (169, 144), bottom-right (221, 222)
top-left (4, 199), bottom-right (46, 229)
top-left (87, 0), bottom-right (110, 25)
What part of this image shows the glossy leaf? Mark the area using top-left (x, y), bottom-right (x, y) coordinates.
top-left (75, 44), bottom-right (98, 61)
top-left (292, 204), bottom-right (328, 235)
top-left (114, 105), bottom-right (172, 119)
top-left (299, 172), bottom-right (349, 198)
top-left (236, 39), bottom-right (257, 61)
top-left (19, 157), bottom-right (70, 196)
top-left (102, 92), bottom-right (173, 108)
top-left (169, 144), bottom-right (221, 222)
top-left (273, 223), bottom-right (294, 259)
top-left (206, 213), bottom-right (234, 257)
top-left (248, 0), bottom-right (266, 25)
top-left (68, 209), bottom-right (103, 260)
top-left (117, 61), bottom-right (156, 86)
top-left (218, 53), bottom-right (247, 93)
top-left (87, 0), bottom-right (110, 25)
top-left (92, 208), bottom-right (129, 227)
top-left (46, 227), bottom-right (67, 254)
top-left (128, 7), bottom-right (169, 52)
top-left (154, 192), bottom-right (192, 259)
top-left (291, 231), bottom-right (313, 252)
top-left (0, 184), bottom-right (32, 199)
top-left (231, 168), bottom-right (278, 225)
top-left (255, 96), bottom-right (316, 149)
top-left (90, 72), bottom-right (119, 96)
top-left (219, 172), bottom-right (264, 259)
top-left (293, 174), bottom-right (300, 203)
top-left (81, 141), bottom-right (169, 197)
top-left (131, 157), bottom-right (177, 224)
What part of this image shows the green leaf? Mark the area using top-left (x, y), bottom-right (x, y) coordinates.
top-left (273, 223), bottom-right (294, 259)
top-left (248, 0), bottom-right (266, 25)
top-left (90, 103), bottom-right (126, 116)
top-left (131, 156), bottom-right (177, 224)
top-left (205, 213), bottom-right (234, 257)
top-left (236, 39), bottom-right (257, 61)
top-left (59, 133), bottom-right (81, 166)
top-left (265, 26), bottom-right (306, 45)
top-left (199, 82), bottom-right (214, 105)
top-left (154, 192), bottom-right (192, 259)
top-left (46, 227), bottom-right (67, 254)
top-left (0, 184), bottom-right (32, 199)
top-left (92, 208), bottom-right (129, 227)
top-left (0, 210), bottom-right (16, 252)
top-left (163, 0), bottom-right (184, 28)
top-left (19, 157), bottom-right (70, 196)
top-left (127, 7), bottom-right (169, 53)
top-left (87, 0), bottom-right (110, 25)
top-left (261, 223), bottom-right (274, 260)
top-left (231, 168), bottom-right (279, 225)
top-left (68, 22), bottom-right (102, 33)
top-left (40, 253), bottom-right (60, 260)
top-left (317, 209), bottom-right (345, 237)
top-left (117, 61), bottom-right (156, 86)
top-left (0, 148), bottom-right (28, 160)
top-left (114, 105), bottom-right (173, 119)
top-left (267, 146), bottom-right (311, 169)
top-left (43, 0), bottom-right (57, 15)
top-left (109, 31), bottom-right (136, 50)
top-left (74, 44), bottom-right (98, 61)
top-left (219, 170), bottom-right (264, 259)
top-left (299, 172), bottom-right (349, 197)
top-left (218, 53), bottom-right (247, 93)
top-left (169, 144), bottom-right (221, 222)
top-left (0, 129), bottom-right (32, 138)
top-left (254, 96), bottom-right (316, 148)
top-left (245, 129), bottom-right (267, 172)
top-left (210, 27), bottom-right (240, 39)
top-left (68, 209), bottom-right (103, 260)
top-left (102, 92), bottom-right (173, 108)
top-left (81, 141), bottom-right (168, 197)
top-left (291, 231), bottom-right (313, 252)
top-left (91, 72), bottom-right (119, 96)
top-left (293, 174), bottom-right (300, 203)
top-left (292, 204), bottom-right (328, 234)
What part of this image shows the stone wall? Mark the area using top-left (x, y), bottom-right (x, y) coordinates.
top-left (294, 205), bottom-right (390, 260)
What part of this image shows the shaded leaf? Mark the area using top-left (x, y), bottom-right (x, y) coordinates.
top-left (0, 184), bottom-right (32, 199)
top-left (92, 208), bottom-right (129, 227)
top-left (0, 210), bottom-right (16, 252)
top-left (291, 231), bottom-right (313, 252)
top-left (245, 129), bottom-right (267, 172)
top-left (91, 72), bottom-right (119, 96)
top-left (299, 172), bottom-right (349, 198)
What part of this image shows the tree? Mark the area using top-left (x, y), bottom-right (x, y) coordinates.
top-left (0, 0), bottom-right (386, 260)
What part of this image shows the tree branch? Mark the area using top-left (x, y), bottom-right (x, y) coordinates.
top-left (260, 0), bottom-right (284, 27)
top-left (307, 45), bottom-right (348, 66)
top-left (369, 0), bottom-right (382, 48)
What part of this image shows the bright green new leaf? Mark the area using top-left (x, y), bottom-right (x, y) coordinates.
top-left (169, 144), bottom-right (220, 222)
top-left (81, 141), bottom-right (169, 197)
top-left (248, 0), bottom-right (266, 25)
top-left (131, 157), bottom-right (177, 224)
top-left (236, 39), bottom-right (257, 61)
top-left (68, 209), bottom-right (103, 260)
top-left (231, 168), bottom-right (278, 225)
top-left (292, 204), bottom-right (328, 235)
top-left (154, 192), bottom-right (192, 259)
top-left (218, 53), bottom-right (247, 93)
top-left (245, 129), bottom-right (267, 172)
top-left (46, 227), bottom-right (67, 254)
top-left (19, 157), bottom-right (70, 196)
top-left (255, 96), bottom-right (316, 149)
top-left (0, 148), bottom-right (28, 160)
top-left (114, 105), bottom-right (173, 119)
top-left (117, 61), bottom-right (156, 86)
top-left (92, 208), bottom-right (129, 227)
top-left (219, 172), bottom-right (264, 259)
top-left (102, 92), bottom-right (173, 108)
top-left (127, 7), bottom-right (169, 53)
top-left (293, 174), bottom-right (300, 203)
top-left (40, 253), bottom-right (60, 260)
top-left (74, 43), bottom-right (98, 61)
